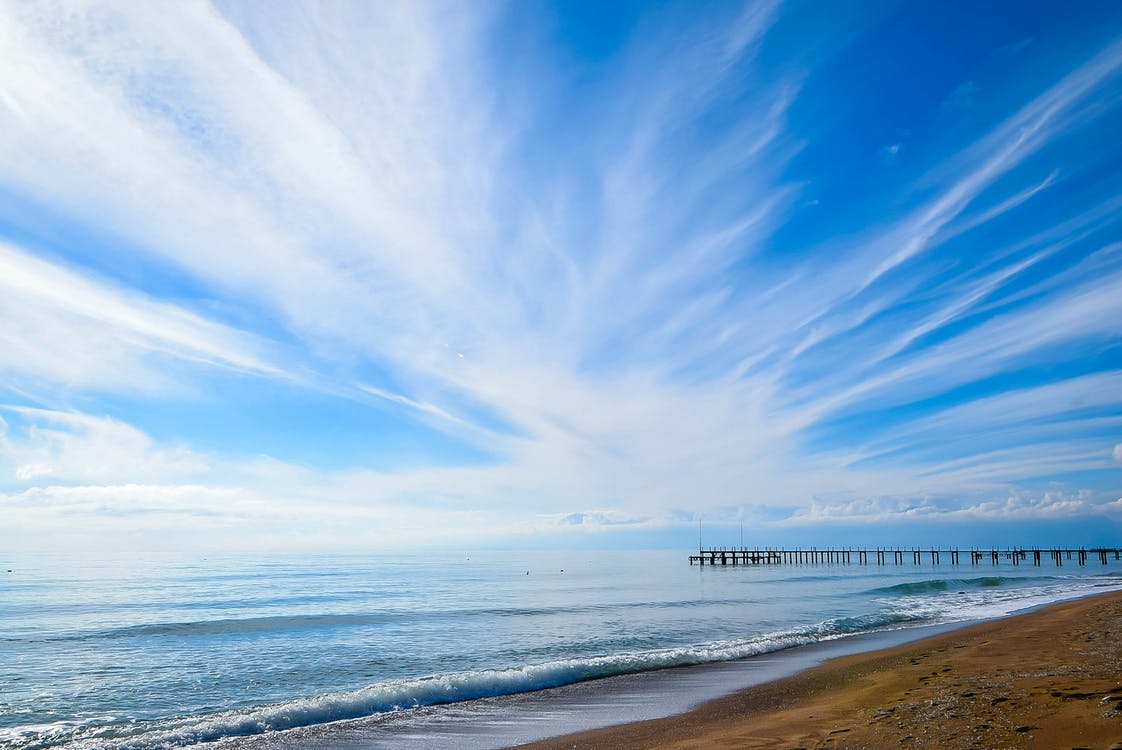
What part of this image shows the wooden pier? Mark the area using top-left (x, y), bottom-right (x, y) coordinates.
top-left (689, 546), bottom-right (1122, 567)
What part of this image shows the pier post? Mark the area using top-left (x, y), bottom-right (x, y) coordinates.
top-left (689, 545), bottom-right (1119, 568)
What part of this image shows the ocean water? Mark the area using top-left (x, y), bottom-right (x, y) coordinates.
top-left (3, 549), bottom-right (1121, 750)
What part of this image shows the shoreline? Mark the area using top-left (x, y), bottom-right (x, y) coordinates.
top-left (507, 589), bottom-right (1122, 750)
top-left (239, 619), bottom-right (974, 750)
top-left (12, 554), bottom-right (1122, 750)
top-left (239, 587), bottom-right (1122, 750)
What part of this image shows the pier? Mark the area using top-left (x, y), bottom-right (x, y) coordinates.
top-left (689, 546), bottom-right (1122, 566)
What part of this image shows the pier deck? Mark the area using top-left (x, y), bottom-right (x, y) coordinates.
top-left (689, 547), bottom-right (1122, 566)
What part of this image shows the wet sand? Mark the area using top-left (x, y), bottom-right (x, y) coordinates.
top-left (510, 590), bottom-right (1122, 750)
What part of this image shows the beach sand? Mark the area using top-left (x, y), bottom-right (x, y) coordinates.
top-left (510, 590), bottom-right (1122, 750)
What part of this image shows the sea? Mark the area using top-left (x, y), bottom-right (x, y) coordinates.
top-left (3, 548), bottom-right (1121, 750)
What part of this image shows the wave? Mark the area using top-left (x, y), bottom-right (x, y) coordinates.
top-left (865, 576), bottom-right (1053, 596)
top-left (26, 597), bottom-right (768, 644)
top-left (21, 613), bottom-right (400, 643)
top-left (11, 610), bottom-right (927, 750)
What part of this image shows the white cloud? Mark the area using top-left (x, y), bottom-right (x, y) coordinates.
top-left (0, 241), bottom-right (281, 394)
top-left (879, 142), bottom-right (902, 160)
top-left (776, 39), bottom-right (1122, 376)
top-left (552, 510), bottom-right (651, 528)
top-left (1114, 443), bottom-right (1122, 462)
top-left (789, 487), bottom-right (1115, 524)
top-left (942, 80), bottom-right (978, 111)
top-left (0, 406), bottom-right (208, 485)
top-left (0, 4), bottom-right (1118, 548)
top-left (15, 463), bottom-right (52, 481)
top-left (836, 372), bottom-right (1122, 466)
top-left (0, 401), bottom-right (1117, 551)
top-left (0, 0), bottom-right (498, 369)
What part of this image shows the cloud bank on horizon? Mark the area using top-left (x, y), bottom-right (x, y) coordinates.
top-left (1, 0), bottom-right (1121, 550)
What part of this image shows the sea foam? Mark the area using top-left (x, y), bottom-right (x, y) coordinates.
top-left (25, 611), bottom-right (928, 750)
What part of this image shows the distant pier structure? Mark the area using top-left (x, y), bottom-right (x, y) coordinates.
top-left (689, 546), bottom-right (1122, 567)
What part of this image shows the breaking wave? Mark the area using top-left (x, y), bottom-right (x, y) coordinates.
top-left (865, 576), bottom-right (1054, 596)
top-left (5, 609), bottom-right (928, 750)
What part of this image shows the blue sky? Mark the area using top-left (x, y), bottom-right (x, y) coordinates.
top-left (1, 0), bottom-right (1121, 552)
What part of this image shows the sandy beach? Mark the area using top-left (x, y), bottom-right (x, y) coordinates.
top-left (510, 590), bottom-right (1122, 750)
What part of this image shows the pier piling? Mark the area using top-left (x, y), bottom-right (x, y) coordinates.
top-left (688, 546), bottom-right (1122, 567)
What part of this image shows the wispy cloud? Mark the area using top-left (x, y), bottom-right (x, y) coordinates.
top-left (0, 406), bottom-right (208, 485)
top-left (0, 2), bottom-right (1119, 547)
top-left (0, 241), bottom-right (282, 394)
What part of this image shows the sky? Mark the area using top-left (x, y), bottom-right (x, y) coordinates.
top-left (1, 0), bottom-right (1121, 553)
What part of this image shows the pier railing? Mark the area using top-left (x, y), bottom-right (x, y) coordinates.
top-left (688, 547), bottom-right (1122, 567)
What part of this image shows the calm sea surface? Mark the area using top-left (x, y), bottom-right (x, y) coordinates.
top-left (3, 549), bottom-right (1121, 750)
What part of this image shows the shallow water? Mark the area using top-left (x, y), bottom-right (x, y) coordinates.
top-left (2, 549), bottom-right (1120, 750)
